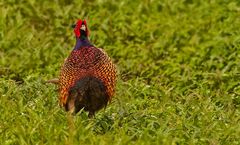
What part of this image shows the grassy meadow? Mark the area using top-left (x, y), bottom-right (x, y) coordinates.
top-left (1, 0), bottom-right (240, 144)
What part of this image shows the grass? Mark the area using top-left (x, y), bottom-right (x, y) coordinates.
top-left (0, 0), bottom-right (240, 144)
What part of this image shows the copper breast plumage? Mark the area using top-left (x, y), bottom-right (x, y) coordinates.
top-left (59, 46), bottom-right (117, 107)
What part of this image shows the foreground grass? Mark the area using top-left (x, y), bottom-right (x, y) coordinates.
top-left (0, 0), bottom-right (240, 144)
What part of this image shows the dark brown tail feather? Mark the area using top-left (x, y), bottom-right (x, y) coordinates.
top-left (65, 76), bottom-right (109, 117)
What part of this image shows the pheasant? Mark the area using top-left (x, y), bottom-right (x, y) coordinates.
top-left (58, 19), bottom-right (116, 117)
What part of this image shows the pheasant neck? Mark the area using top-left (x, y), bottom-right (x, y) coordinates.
top-left (74, 37), bottom-right (92, 50)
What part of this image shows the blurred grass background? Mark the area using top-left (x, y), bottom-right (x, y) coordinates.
top-left (0, 0), bottom-right (240, 144)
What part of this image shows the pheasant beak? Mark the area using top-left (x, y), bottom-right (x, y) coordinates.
top-left (80, 25), bottom-right (86, 31)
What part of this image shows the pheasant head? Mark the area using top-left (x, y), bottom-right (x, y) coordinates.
top-left (72, 19), bottom-right (92, 49)
top-left (72, 19), bottom-right (89, 39)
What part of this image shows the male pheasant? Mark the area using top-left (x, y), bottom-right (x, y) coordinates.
top-left (59, 19), bottom-right (116, 117)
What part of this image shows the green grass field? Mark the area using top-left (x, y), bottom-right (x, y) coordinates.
top-left (1, 0), bottom-right (240, 144)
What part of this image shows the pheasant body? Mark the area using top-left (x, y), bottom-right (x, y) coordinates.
top-left (59, 20), bottom-right (116, 116)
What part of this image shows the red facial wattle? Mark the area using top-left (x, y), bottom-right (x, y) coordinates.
top-left (74, 19), bottom-right (89, 38)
